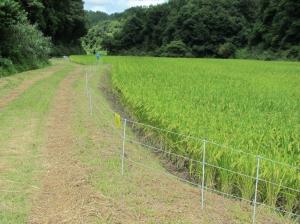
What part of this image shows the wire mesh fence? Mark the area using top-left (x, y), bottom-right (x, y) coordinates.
top-left (84, 65), bottom-right (300, 224)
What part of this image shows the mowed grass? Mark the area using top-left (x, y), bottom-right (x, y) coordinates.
top-left (70, 55), bottom-right (101, 65)
top-left (0, 63), bottom-right (74, 223)
top-left (0, 59), bottom-right (64, 98)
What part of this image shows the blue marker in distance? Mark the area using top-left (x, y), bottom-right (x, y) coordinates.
top-left (96, 52), bottom-right (100, 61)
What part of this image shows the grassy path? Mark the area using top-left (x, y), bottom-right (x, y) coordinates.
top-left (0, 59), bottom-right (295, 223)
top-left (29, 65), bottom-right (104, 223)
top-left (0, 61), bottom-right (73, 223)
top-left (0, 60), bottom-right (64, 109)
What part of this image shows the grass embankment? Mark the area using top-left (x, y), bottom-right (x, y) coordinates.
top-left (0, 59), bottom-right (50, 79)
top-left (0, 62), bottom-right (74, 223)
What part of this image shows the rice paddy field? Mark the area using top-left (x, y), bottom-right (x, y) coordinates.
top-left (72, 55), bottom-right (300, 217)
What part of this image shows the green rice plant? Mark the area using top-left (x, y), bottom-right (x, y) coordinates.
top-left (101, 56), bottom-right (300, 215)
top-left (235, 156), bottom-right (256, 201)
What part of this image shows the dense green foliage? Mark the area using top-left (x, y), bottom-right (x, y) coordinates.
top-left (0, 0), bottom-right (87, 76)
top-left (18, 0), bottom-right (87, 55)
top-left (250, 0), bottom-right (300, 59)
top-left (0, 0), bottom-right (50, 77)
top-left (81, 20), bottom-right (121, 54)
top-left (86, 0), bottom-right (299, 60)
top-left (82, 9), bottom-right (139, 54)
top-left (85, 10), bottom-right (110, 28)
top-left (103, 56), bottom-right (300, 214)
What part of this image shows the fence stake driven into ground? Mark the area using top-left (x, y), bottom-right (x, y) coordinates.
top-left (85, 72), bottom-right (88, 97)
top-left (121, 119), bottom-right (127, 176)
top-left (201, 140), bottom-right (206, 210)
top-left (89, 88), bottom-right (93, 116)
top-left (252, 156), bottom-right (261, 224)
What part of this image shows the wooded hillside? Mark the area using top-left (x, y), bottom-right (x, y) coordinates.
top-left (0, 0), bottom-right (86, 77)
top-left (84, 0), bottom-right (300, 60)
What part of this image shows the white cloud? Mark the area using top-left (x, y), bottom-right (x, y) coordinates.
top-left (84, 0), bottom-right (167, 14)
top-left (128, 0), bottom-right (166, 7)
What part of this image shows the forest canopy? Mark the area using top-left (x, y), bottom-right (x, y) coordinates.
top-left (84, 0), bottom-right (300, 60)
top-left (0, 0), bottom-right (87, 77)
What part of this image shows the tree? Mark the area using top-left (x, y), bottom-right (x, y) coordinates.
top-left (16, 0), bottom-right (87, 55)
top-left (161, 40), bottom-right (191, 57)
top-left (81, 20), bottom-right (121, 54)
top-left (119, 13), bottom-right (145, 48)
top-left (88, 0), bottom-right (299, 60)
top-left (0, 0), bottom-right (50, 77)
top-left (218, 42), bottom-right (236, 58)
top-left (2, 23), bottom-right (51, 65)
top-left (250, 0), bottom-right (300, 51)
top-left (85, 10), bottom-right (110, 28)
top-left (0, 0), bottom-right (26, 29)
top-left (100, 0), bottom-right (256, 57)
top-left (18, 0), bottom-right (45, 28)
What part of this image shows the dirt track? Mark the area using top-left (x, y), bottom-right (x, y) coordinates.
top-left (29, 67), bottom-right (103, 223)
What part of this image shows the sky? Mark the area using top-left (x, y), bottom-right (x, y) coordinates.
top-left (84, 0), bottom-right (168, 14)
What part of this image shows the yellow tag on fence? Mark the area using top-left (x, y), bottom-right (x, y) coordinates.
top-left (114, 113), bottom-right (121, 128)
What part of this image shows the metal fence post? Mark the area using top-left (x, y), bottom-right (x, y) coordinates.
top-left (89, 89), bottom-right (93, 116)
top-left (121, 119), bottom-right (127, 175)
top-left (201, 140), bottom-right (206, 209)
top-left (252, 156), bottom-right (260, 224)
top-left (85, 72), bottom-right (88, 97)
